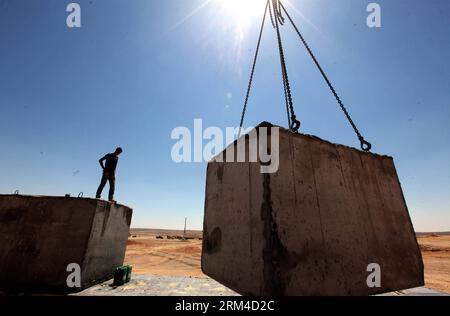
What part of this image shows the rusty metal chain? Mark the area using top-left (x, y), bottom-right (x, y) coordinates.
top-left (280, 2), bottom-right (372, 151)
top-left (238, 0), bottom-right (270, 137)
top-left (271, 0), bottom-right (300, 133)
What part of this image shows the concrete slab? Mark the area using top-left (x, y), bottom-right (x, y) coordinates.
top-left (380, 287), bottom-right (449, 296)
top-left (201, 122), bottom-right (424, 296)
top-left (74, 276), bottom-right (446, 296)
top-left (0, 195), bottom-right (132, 293)
top-left (75, 275), bottom-right (239, 296)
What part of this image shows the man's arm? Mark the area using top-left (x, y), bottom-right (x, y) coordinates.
top-left (99, 155), bottom-right (107, 170)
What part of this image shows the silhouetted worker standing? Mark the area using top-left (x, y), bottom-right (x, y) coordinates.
top-left (96, 147), bottom-right (123, 202)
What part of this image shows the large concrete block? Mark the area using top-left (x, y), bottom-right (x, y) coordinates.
top-left (201, 122), bottom-right (424, 296)
top-left (0, 195), bottom-right (132, 293)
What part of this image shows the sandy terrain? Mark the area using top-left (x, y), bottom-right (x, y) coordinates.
top-left (125, 229), bottom-right (204, 277)
top-left (417, 233), bottom-right (450, 294)
top-left (124, 229), bottom-right (450, 294)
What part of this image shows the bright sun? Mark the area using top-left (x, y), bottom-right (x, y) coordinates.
top-left (219, 0), bottom-right (267, 28)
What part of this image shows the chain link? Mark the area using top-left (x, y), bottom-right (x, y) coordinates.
top-left (238, 0), bottom-right (269, 137)
top-left (272, 0), bottom-right (300, 132)
top-left (238, 0), bottom-right (370, 151)
top-left (280, 2), bottom-right (371, 151)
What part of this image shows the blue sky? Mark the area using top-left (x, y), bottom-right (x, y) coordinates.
top-left (0, 0), bottom-right (449, 231)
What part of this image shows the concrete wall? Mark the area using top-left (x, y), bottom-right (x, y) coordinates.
top-left (202, 123), bottom-right (424, 296)
top-left (0, 195), bottom-right (132, 293)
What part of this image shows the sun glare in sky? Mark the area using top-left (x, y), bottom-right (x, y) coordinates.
top-left (218, 0), bottom-right (266, 29)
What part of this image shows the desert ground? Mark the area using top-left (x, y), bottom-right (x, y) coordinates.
top-left (125, 229), bottom-right (204, 277)
top-left (124, 229), bottom-right (450, 294)
top-left (416, 233), bottom-right (450, 294)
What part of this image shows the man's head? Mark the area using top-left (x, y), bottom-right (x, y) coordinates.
top-left (114, 147), bottom-right (123, 156)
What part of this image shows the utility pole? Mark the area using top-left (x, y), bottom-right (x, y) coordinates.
top-left (183, 217), bottom-right (187, 240)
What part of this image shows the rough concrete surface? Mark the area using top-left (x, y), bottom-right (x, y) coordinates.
top-left (75, 275), bottom-right (239, 296)
top-left (0, 195), bottom-right (132, 293)
top-left (74, 276), bottom-right (445, 296)
top-left (1, 276), bottom-right (446, 296)
top-left (202, 122), bottom-right (424, 296)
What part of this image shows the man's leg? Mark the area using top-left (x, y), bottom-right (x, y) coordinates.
top-left (108, 174), bottom-right (116, 201)
top-left (96, 173), bottom-right (108, 198)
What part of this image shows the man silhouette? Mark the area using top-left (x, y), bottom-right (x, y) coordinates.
top-left (96, 147), bottom-right (123, 202)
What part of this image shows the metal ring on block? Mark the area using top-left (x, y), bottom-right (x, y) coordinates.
top-left (290, 119), bottom-right (301, 133)
top-left (360, 137), bottom-right (372, 152)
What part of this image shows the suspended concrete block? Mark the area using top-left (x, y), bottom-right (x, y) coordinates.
top-left (0, 195), bottom-right (132, 293)
top-left (201, 122), bottom-right (424, 296)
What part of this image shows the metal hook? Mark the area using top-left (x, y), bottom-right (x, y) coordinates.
top-left (359, 137), bottom-right (372, 152)
top-left (290, 118), bottom-right (301, 133)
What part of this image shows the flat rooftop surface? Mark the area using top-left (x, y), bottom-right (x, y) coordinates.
top-left (75, 275), bottom-right (448, 296)
top-left (75, 275), bottom-right (238, 296)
